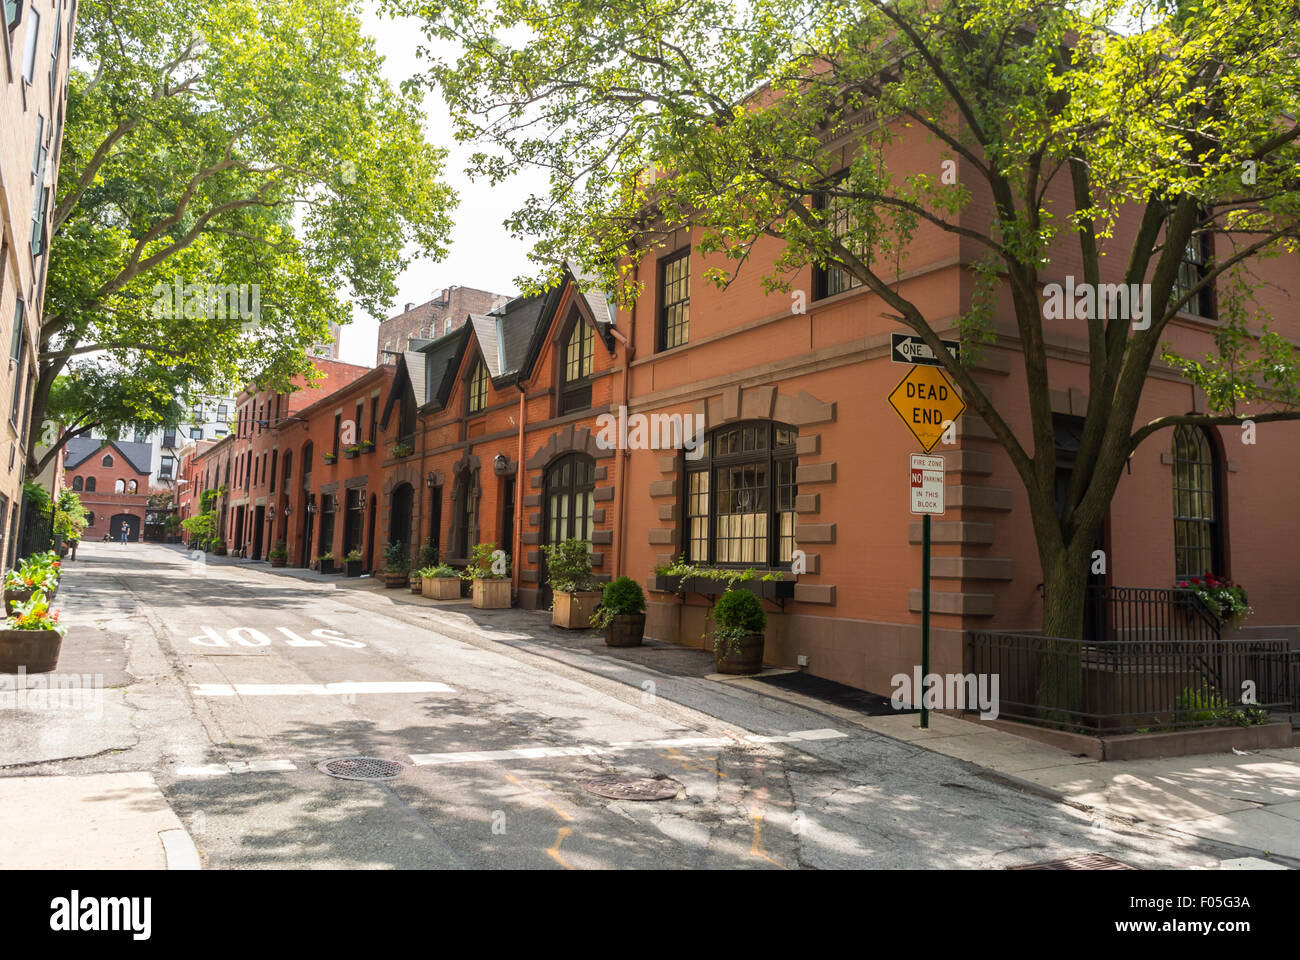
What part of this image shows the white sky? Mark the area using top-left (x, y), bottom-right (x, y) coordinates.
top-left (338, 2), bottom-right (544, 365)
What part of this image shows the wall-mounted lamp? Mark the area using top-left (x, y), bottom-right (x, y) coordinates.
top-left (284, 503), bottom-right (292, 517)
top-left (425, 472), bottom-right (437, 489)
top-left (307, 499), bottom-right (317, 514)
top-left (268, 506), bottom-right (275, 520)
top-left (493, 454), bottom-right (509, 475)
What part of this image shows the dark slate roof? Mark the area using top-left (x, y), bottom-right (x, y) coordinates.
top-left (65, 436), bottom-right (153, 475)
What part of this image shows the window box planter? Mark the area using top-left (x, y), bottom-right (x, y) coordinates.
top-left (605, 613), bottom-right (646, 648)
top-left (472, 578), bottom-right (511, 609)
top-left (650, 574), bottom-right (793, 600)
top-left (343, 448), bottom-right (359, 460)
top-left (323, 454), bottom-right (338, 465)
top-left (360, 441), bottom-right (376, 455)
top-left (422, 577), bottom-right (462, 600)
top-left (390, 443), bottom-right (414, 459)
top-left (344, 559), bottom-right (362, 577)
top-left (552, 590), bottom-right (602, 630)
top-left (0, 627), bottom-right (63, 674)
top-left (714, 630), bottom-right (765, 675)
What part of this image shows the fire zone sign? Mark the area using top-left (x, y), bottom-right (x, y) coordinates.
top-left (909, 454), bottom-right (945, 515)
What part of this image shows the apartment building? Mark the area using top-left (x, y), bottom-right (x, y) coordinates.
top-left (375, 285), bottom-right (509, 366)
top-left (0, 0), bottom-right (75, 565)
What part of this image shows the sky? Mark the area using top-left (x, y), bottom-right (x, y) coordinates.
top-left (338, 3), bottom-right (544, 366)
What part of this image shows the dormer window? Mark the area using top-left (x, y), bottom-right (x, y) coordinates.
top-left (560, 318), bottom-right (594, 415)
top-left (467, 360), bottom-right (489, 415)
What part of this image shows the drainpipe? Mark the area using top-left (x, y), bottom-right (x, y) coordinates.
top-left (513, 383), bottom-right (527, 600)
top-left (615, 260), bottom-right (638, 578)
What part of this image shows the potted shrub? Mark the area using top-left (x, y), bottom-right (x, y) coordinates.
top-left (466, 542), bottom-right (511, 608)
top-left (343, 549), bottom-right (363, 577)
top-left (383, 541), bottom-right (410, 587)
top-left (543, 538), bottom-right (601, 629)
top-left (269, 541), bottom-right (288, 567)
top-left (315, 552), bottom-right (336, 575)
top-left (591, 576), bottom-right (647, 647)
top-left (0, 590), bottom-right (66, 673)
top-left (711, 588), bottom-right (767, 675)
top-left (421, 563), bottom-right (462, 600)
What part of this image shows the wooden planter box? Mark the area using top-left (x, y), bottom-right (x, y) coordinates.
top-left (422, 577), bottom-right (462, 600)
top-left (472, 578), bottom-right (511, 609)
top-left (0, 628), bottom-right (63, 673)
top-left (344, 559), bottom-right (362, 577)
top-left (552, 590), bottom-right (602, 629)
top-left (605, 613), bottom-right (646, 648)
top-left (317, 558), bottom-right (336, 575)
top-left (714, 631), bottom-right (765, 675)
top-left (270, 556), bottom-right (287, 568)
top-left (383, 570), bottom-right (409, 588)
top-left (651, 574), bottom-right (794, 600)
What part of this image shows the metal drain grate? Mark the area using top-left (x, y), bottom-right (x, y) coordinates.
top-left (582, 775), bottom-right (683, 801)
top-left (1010, 853), bottom-right (1136, 870)
top-left (316, 757), bottom-right (407, 781)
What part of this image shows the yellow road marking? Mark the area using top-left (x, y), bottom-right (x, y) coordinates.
top-left (547, 826), bottom-right (574, 869)
top-left (504, 772), bottom-right (574, 821)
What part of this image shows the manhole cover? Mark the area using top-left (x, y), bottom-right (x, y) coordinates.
top-left (582, 775), bottom-right (683, 801)
top-left (1010, 853), bottom-right (1136, 870)
top-left (316, 757), bottom-right (407, 781)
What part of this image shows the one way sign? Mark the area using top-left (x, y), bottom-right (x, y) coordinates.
top-left (891, 332), bottom-right (961, 367)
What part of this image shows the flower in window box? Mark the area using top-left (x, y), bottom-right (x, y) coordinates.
top-left (390, 442), bottom-right (413, 458)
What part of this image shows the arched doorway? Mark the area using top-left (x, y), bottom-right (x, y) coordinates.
top-left (110, 513), bottom-right (141, 543)
top-left (540, 452), bottom-right (595, 606)
top-left (388, 483), bottom-right (414, 555)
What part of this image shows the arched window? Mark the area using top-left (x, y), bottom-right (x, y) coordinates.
top-left (467, 359), bottom-right (489, 415)
top-left (127, 479), bottom-right (138, 494)
top-left (102, 454), bottom-right (114, 468)
top-left (684, 421), bottom-right (799, 567)
top-left (114, 479), bottom-right (125, 493)
top-left (85, 477), bottom-right (96, 492)
top-left (71, 476), bottom-right (83, 491)
top-left (559, 318), bottom-right (594, 414)
top-left (1172, 424), bottom-right (1223, 578)
top-left (545, 453), bottom-right (595, 544)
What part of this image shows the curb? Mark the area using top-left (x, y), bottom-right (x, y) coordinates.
top-left (160, 828), bottom-right (201, 870)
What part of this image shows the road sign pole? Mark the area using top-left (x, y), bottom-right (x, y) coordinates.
top-left (921, 512), bottom-right (930, 730)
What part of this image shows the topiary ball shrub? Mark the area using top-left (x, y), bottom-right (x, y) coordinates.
top-left (601, 576), bottom-right (646, 615)
top-left (712, 588), bottom-right (765, 634)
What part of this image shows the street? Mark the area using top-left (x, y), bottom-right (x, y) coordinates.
top-left (0, 542), bottom-right (1258, 870)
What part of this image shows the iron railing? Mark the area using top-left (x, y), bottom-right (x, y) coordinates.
top-left (969, 631), bottom-right (1293, 734)
top-left (1082, 585), bottom-right (1221, 644)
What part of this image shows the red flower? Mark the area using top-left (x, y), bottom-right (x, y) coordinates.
top-left (1190, 576), bottom-right (1202, 584)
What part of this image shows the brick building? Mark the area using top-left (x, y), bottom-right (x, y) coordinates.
top-left (63, 438), bottom-right (151, 542)
top-left (375, 285), bottom-right (509, 366)
top-left (0, 0), bottom-right (76, 566)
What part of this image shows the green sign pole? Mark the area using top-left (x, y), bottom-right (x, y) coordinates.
top-left (921, 512), bottom-right (930, 729)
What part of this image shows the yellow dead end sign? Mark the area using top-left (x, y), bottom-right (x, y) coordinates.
top-left (887, 365), bottom-right (966, 452)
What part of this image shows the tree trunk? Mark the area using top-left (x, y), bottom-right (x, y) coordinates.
top-left (1034, 542), bottom-right (1091, 729)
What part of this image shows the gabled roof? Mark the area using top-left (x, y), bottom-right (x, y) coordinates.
top-left (65, 436), bottom-right (153, 475)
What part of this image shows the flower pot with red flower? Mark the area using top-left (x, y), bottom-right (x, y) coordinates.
top-left (0, 590), bottom-right (66, 673)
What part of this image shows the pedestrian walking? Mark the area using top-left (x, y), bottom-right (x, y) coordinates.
top-left (120, 521), bottom-right (130, 545)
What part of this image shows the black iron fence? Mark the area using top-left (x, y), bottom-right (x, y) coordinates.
top-left (1083, 585), bottom-right (1221, 645)
top-left (16, 493), bottom-right (55, 561)
top-left (969, 631), bottom-right (1294, 734)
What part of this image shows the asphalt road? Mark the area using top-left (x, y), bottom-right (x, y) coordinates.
top-left (4, 542), bottom-right (1251, 870)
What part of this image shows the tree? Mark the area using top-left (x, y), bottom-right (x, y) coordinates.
top-left (37, 0), bottom-right (457, 472)
top-left (393, 0), bottom-right (1300, 640)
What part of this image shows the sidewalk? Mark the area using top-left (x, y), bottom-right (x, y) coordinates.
top-left (234, 552), bottom-right (1300, 867)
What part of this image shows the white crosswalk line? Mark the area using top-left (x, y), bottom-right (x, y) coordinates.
top-left (191, 681), bottom-right (455, 697)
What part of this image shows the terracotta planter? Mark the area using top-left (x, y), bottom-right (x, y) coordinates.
top-left (552, 590), bottom-right (602, 629)
top-left (422, 577), bottom-right (462, 600)
top-left (472, 578), bottom-right (511, 609)
top-left (409, 574), bottom-right (423, 594)
top-left (383, 570), bottom-right (408, 588)
top-left (605, 613), bottom-right (646, 648)
top-left (714, 631), bottom-right (765, 675)
top-left (0, 628), bottom-right (63, 673)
